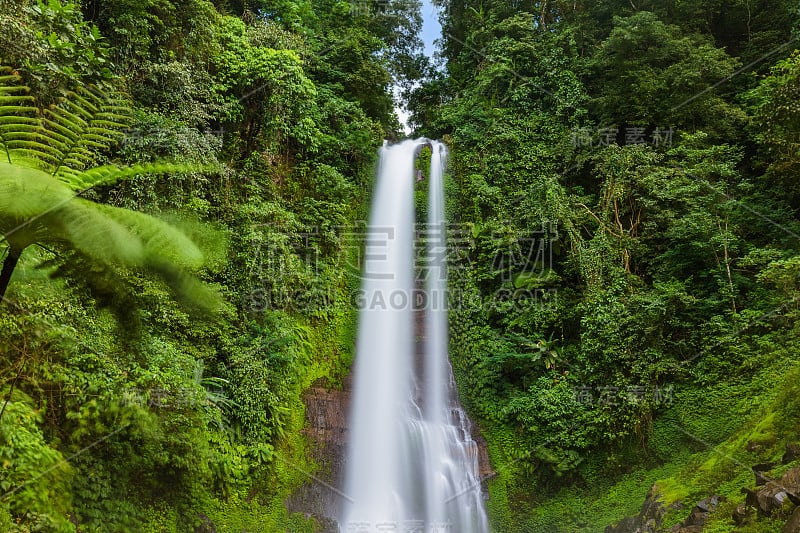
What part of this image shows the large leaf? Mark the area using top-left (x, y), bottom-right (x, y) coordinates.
top-left (94, 204), bottom-right (205, 269)
top-left (69, 162), bottom-right (219, 191)
top-left (0, 159), bottom-right (210, 271)
top-left (0, 162), bottom-right (143, 263)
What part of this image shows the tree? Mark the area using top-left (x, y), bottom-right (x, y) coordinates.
top-left (588, 12), bottom-right (745, 140)
top-left (748, 51), bottom-right (800, 210)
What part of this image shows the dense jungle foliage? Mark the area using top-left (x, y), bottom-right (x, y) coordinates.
top-left (411, 0), bottom-right (800, 531)
top-left (1, 0), bottom-right (800, 531)
top-left (0, 0), bottom-right (421, 530)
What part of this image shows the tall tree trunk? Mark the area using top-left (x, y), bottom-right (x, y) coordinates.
top-left (0, 246), bottom-right (23, 304)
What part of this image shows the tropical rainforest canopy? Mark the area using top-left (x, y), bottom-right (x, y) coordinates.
top-left (0, 0), bottom-right (799, 531)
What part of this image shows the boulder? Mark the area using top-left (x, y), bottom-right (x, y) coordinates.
top-left (606, 485), bottom-right (665, 533)
top-left (677, 495), bottom-right (724, 529)
top-left (732, 504), bottom-right (750, 525)
top-left (782, 505), bottom-right (800, 533)
top-left (670, 501), bottom-right (686, 512)
top-left (783, 443), bottom-right (800, 465)
top-left (683, 508), bottom-right (708, 527)
top-left (743, 468), bottom-right (800, 516)
top-left (640, 485), bottom-right (667, 525)
top-left (195, 513), bottom-right (217, 533)
top-left (743, 487), bottom-right (759, 509)
top-left (782, 467), bottom-right (800, 500)
top-left (755, 469), bottom-right (772, 486)
top-left (756, 481), bottom-right (790, 515)
top-left (754, 462), bottom-right (776, 486)
top-left (605, 516), bottom-right (637, 533)
top-left (696, 495), bottom-right (723, 513)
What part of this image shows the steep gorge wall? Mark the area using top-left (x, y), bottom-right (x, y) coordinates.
top-left (286, 374), bottom-right (494, 531)
top-left (285, 376), bottom-right (352, 532)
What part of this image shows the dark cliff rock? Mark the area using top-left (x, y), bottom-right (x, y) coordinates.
top-left (284, 375), bottom-right (494, 531)
top-left (284, 376), bottom-right (352, 533)
top-left (605, 484), bottom-right (665, 533)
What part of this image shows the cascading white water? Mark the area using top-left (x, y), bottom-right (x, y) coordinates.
top-left (340, 139), bottom-right (489, 533)
top-left (341, 140), bottom-right (418, 530)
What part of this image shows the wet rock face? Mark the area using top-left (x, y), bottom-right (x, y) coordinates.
top-left (285, 375), bottom-right (494, 531)
top-left (472, 430), bottom-right (495, 481)
top-left (302, 378), bottom-right (352, 450)
top-left (284, 377), bottom-right (352, 533)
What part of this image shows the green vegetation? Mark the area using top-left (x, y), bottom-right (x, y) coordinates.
top-left (2, 0), bottom-right (800, 531)
top-left (408, 0), bottom-right (800, 530)
top-left (0, 0), bottom-right (417, 530)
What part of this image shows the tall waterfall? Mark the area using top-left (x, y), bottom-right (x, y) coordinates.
top-left (340, 139), bottom-right (489, 533)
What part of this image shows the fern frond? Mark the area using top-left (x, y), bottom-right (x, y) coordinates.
top-left (43, 251), bottom-right (142, 331)
top-left (0, 67), bottom-right (133, 178)
top-left (0, 162), bottom-right (142, 267)
top-left (52, 197), bottom-right (146, 266)
top-left (38, 86), bottom-right (131, 179)
top-left (0, 162), bottom-right (69, 251)
top-left (4, 139), bottom-right (65, 167)
top-left (0, 73), bottom-right (31, 101)
top-left (95, 205), bottom-right (205, 269)
top-left (0, 117), bottom-right (38, 125)
top-left (0, 73), bottom-right (23, 86)
top-left (148, 260), bottom-right (226, 314)
top-left (0, 68), bottom-right (38, 164)
top-left (66, 162), bottom-right (219, 191)
top-left (0, 68), bottom-right (223, 317)
top-left (0, 161), bottom-right (71, 219)
top-left (1, 163), bottom-right (204, 270)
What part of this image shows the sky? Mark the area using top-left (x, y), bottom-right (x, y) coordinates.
top-left (420, 0), bottom-right (441, 59)
top-left (396, 0), bottom-right (442, 133)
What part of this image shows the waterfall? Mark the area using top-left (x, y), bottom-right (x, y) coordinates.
top-left (340, 139), bottom-right (489, 533)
